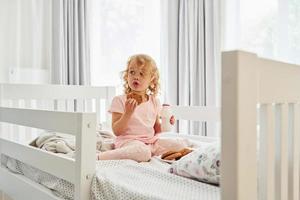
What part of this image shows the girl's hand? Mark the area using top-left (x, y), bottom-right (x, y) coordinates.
top-left (170, 115), bottom-right (175, 125)
top-left (124, 98), bottom-right (138, 116)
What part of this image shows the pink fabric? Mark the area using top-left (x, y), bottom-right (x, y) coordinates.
top-left (100, 94), bottom-right (189, 162)
top-left (108, 94), bottom-right (162, 147)
top-left (98, 138), bottom-right (189, 162)
top-left (98, 140), bottom-right (152, 162)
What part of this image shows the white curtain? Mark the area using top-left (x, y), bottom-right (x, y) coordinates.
top-left (0, 0), bottom-right (52, 83)
top-left (51, 0), bottom-right (90, 85)
top-left (161, 0), bottom-right (220, 136)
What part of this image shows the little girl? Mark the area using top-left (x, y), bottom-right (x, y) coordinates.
top-left (98, 54), bottom-right (188, 162)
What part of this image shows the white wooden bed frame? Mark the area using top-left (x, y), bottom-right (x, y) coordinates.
top-left (0, 50), bottom-right (299, 200)
top-left (0, 84), bottom-right (115, 200)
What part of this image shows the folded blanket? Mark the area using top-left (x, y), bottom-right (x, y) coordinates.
top-left (31, 130), bottom-right (116, 158)
top-left (96, 130), bottom-right (115, 152)
top-left (35, 134), bottom-right (75, 153)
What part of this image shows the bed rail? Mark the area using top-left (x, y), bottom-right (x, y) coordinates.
top-left (171, 106), bottom-right (220, 122)
top-left (222, 50), bottom-right (300, 200)
top-left (0, 107), bottom-right (84, 135)
top-left (0, 84), bottom-right (115, 128)
top-left (0, 139), bottom-right (75, 183)
top-left (0, 167), bottom-right (61, 200)
top-left (0, 106), bottom-right (96, 200)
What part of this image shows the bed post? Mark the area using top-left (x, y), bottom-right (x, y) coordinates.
top-left (74, 113), bottom-right (96, 200)
top-left (221, 51), bottom-right (258, 200)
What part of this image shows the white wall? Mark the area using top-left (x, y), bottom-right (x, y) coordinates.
top-left (0, 0), bottom-right (52, 83)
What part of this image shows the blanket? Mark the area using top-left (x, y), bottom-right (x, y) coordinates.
top-left (1, 156), bottom-right (219, 200)
top-left (31, 130), bottom-right (116, 158)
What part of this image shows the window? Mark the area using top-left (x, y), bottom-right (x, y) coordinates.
top-left (89, 0), bottom-right (161, 94)
top-left (223, 0), bottom-right (300, 64)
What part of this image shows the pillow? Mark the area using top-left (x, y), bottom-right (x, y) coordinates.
top-left (169, 142), bottom-right (220, 185)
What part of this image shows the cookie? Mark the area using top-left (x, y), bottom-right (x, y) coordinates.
top-left (179, 148), bottom-right (193, 157)
top-left (163, 152), bottom-right (182, 160)
top-left (161, 148), bottom-right (193, 161)
top-left (161, 150), bottom-right (178, 159)
top-left (127, 93), bottom-right (143, 105)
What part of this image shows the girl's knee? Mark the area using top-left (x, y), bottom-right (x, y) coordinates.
top-left (154, 138), bottom-right (189, 155)
top-left (134, 145), bottom-right (151, 162)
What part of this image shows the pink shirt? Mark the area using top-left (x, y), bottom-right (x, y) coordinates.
top-left (108, 95), bottom-right (162, 147)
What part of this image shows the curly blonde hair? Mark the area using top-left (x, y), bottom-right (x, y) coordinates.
top-left (122, 54), bottom-right (160, 96)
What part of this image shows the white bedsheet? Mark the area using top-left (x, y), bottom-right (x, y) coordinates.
top-left (1, 155), bottom-right (220, 200)
top-left (91, 159), bottom-right (219, 200)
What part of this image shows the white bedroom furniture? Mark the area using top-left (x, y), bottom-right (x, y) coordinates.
top-left (0, 84), bottom-right (115, 200)
top-left (222, 50), bottom-right (299, 200)
top-left (0, 50), bottom-right (299, 200)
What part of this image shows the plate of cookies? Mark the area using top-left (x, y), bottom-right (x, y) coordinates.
top-left (159, 148), bottom-right (193, 163)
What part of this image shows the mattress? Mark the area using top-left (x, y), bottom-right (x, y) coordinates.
top-left (1, 155), bottom-right (220, 200)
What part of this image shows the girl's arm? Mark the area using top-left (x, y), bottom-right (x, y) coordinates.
top-left (111, 112), bottom-right (130, 136)
top-left (112, 98), bottom-right (137, 136)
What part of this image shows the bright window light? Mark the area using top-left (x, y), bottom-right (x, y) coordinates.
top-left (224, 0), bottom-right (300, 65)
top-left (89, 0), bottom-right (161, 94)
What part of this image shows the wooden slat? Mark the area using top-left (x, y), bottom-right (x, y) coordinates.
top-left (36, 99), bottom-right (44, 110)
top-left (171, 106), bottom-right (220, 122)
top-left (0, 107), bottom-right (82, 135)
top-left (6, 100), bottom-right (13, 140)
top-left (279, 104), bottom-right (289, 200)
top-left (12, 100), bottom-right (20, 140)
top-left (266, 104), bottom-right (276, 200)
top-left (66, 99), bottom-right (75, 112)
top-left (258, 104), bottom-right (267, 200)
top-left (44, 99), bottom-right (54, 110)
top-left (0, 100), bottom-right (10, 139)
top-left (56, 99), bottom-right (66, 111)
top-left (105, 87), bottom-right (116, 127)
top-left (85, 99), bottom-right (92, 112)
top-left (28, 101), bottom-right (37, 139)
top-left (96, 99), bottom-right (101, 124)
top-left (0, 139), bottom-right (75, 183)
top-left (75, 99), bottom-right (84, 112)
top-left (92, 99), bottom-right (96, 112)
top-left (290, 103), bottom-right (300, 200)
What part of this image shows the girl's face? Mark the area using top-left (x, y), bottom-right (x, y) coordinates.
top-left (127, 60), bottom-right (153, 94)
